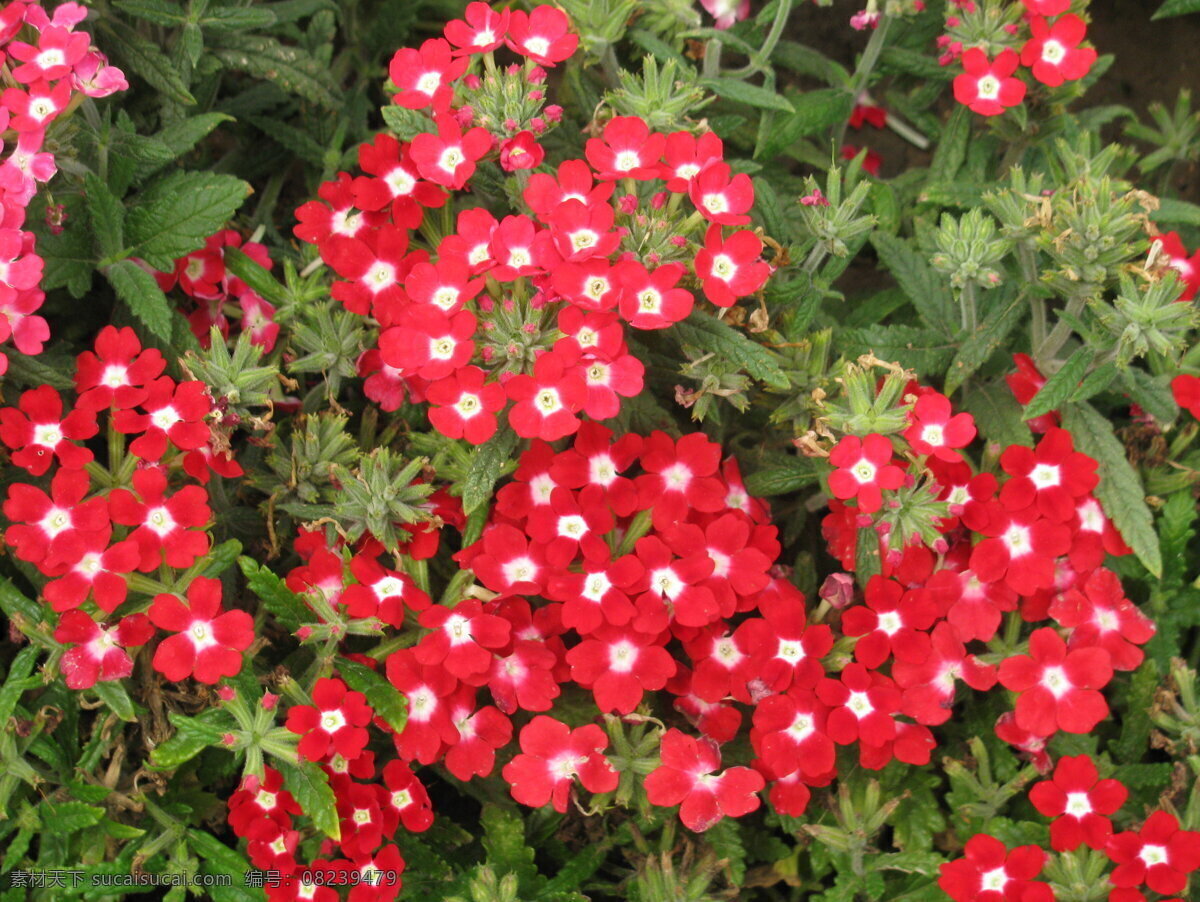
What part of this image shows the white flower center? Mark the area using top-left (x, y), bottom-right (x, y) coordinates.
top-left (583, 573), bottom-right (611, 601)
top-left (649, 567), bottom-right (683, 599)
top-left (711, 254), bottom-right (736, 280)
top-left (980, 867), bottom-right (1008, 892)
top-left (789, 713), bottom-right (814, 740)
top-left (530, 474), bottom-right (556, 503)
top-left (852, 459), bottom-right (877, 483)
top-left (41, 508), bottom-right (73, 538)
top-left (444, 614), bottom-right (472, 644)
top-left (614, 151), bottom-right (640, 172)
top-left (877, 611), bottom-right (902, 635)
top-left (502, 556), bottom-right (538, 585)
top-left (589, 455), bottom-right (617, 486)
top-left (33, 423), bottom-right (63, 447)
top-left (847, 691), bottom-right (873, 717)
top-left (439, 147), bottom-right (464, 173)
top-left (409, 686), bottom-right (436, 720)
top-left (1002, 524), bottom-right (1031, 556)
top-left (374, 577), bottom-right (406, 598)
top-left (365, 261), bottom-right (395, 291)
top-left (1040, 665), bottom-right (1071, 698)
top-left (454, 393), bottom-right (482, 418)
top-left (146, 506), bottom-right (176, 537)
top-left (101, 364), bottom-right (130, 388)
top-left (391, 789), bottom-right (412, 810)
top-left (1139, 844), bottom-right (1168, 867)
top-left (1041, 40), bottom-right (1066, 64)
top-left (386, 167), bottom-right (416, 196)
top-left (1031, 463), bottom-right (1061, 488)
top-left (920, 424), bottom-right (944, 446)
top-left (976, 75), bottom-right (1001, 101)
top-left (416, 72), bottom-right (441, 95)
top-left (189, 620), bottom-right (216, 650)
top-left (777, 640), bottom-right (804, 664)
top-left (321, 709), bottom-right (347, 732)
top-left (36, 49), bottom-right (66, 69)
top-left (524, 36), bottom-right (550, 57)
top-left (1065, 792), bottom-right (1092, 817)
top-left (535, 388), bottom-right (562, 413)
top-left (76, 552), bottom-right (104, 577)
top-left (255, 790), bottom-right (277, 810)
top-left (609, 641), bottom-right (637, 673)
top-left (558, 515), bottom-right (587, 538)
top-left (586, 277), bottom-right (610, 300)
top-left (432, 287), bottom-right (459, 310)
top-left (703, 194), bottom-right (729, 214)
top-left (151, 406), bottom-right (182, 431)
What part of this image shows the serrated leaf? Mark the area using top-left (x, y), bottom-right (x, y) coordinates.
top-left (84, 173), bottom-right (126, 260)
top-left (756, 88), bottom-right (853, 159)
top-left (39, 800), bottom-right (105, 833)
top-left (461, 426), bottom-right (519, 516)
top-left (1152, 196), bottom-right (1200, 226)
top-left (869, 233), bottom-right (956, 337)
top-left (701, 77), bottom-right (794, 113)
top-left (381, 104), bottom-right (435, 142)
top-left (674, 312), bottom-right (790, 390)
top-left (105, 260), bottom-right (175, 340)
top-left (336, 657), bottom-right (407, 734)
top-left (212, 33), bottom-right (341, 108)
top-left (1061, 402), bottom-right (1162, 577)
top-left (1119, 368), bottom-right (1178, 426)
top-left (705, 819), bottom-right (747, 884)
top-left (1069, 361), bottom-right (1118, 404)
top-left (125, 171), bottom-right (251, 270)
top-left (201, 7), bottom-right (278, 29)
top-left (944, 293), bottom-right (1025, 395)
top-left (247, 114), bottom-right (328, 167)
top-left (37, 216), bottom-right (95, 298)
top-left (840, 325), bottom-right (956, 374)
top-left (90, 680), bottom-right (137, 722)
top-left (201, 539), bottom-right (244, 577)
top-left (965, 379), bottom-right (1033, 448)
top-left (99, 22), bottom-right (196, 105)
top-left (239, 557), bottom-right (310, 631)
top-left (481, 804), bottom-right (538, 892)
top-left (114, 0), bottom-right (186, 24)
top-left (280, 760), bottom-right (340, 840)
top-left (0, 646), bottom-right (40, 725)
top-left (154, 113), bottom-right (234, 161)
top-left (1115, 660), bottom-right (1158, 762)
top-left (1023, 347), bottom-right (1092, 421)
top-left (744, 458), bottom-right (818, 496)
top-left (1153, 0), bottom-right (1200, 19)
top-left (3, 351), bottom-right (74, 390)
top-left (150, 711), bottom-right (231, 769)
top-left (773, 40), bottom-right (850, 86)
top-left (928, 106), bottom-right (971, 184)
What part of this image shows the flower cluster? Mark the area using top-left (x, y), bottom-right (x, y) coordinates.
top-left (1, 326), bottom-right (247, 688)
top-left (0, 0), bottom-right (126, 372)
top-left (945, 5), bottom-right (1098, 116)
top-left (153, 229), bottom-right (280, 351)
top-left (293, 4), bottom-right (772, 442)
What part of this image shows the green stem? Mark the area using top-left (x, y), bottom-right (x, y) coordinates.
top-left (724, 0), bottom-right (793, 78)
top-left (836, 15), bottom-right (892, 150)
top-left (1035, 293), bottom-right (1086, 363)
top-left (802, 243), bottom-right (829, 275)
top-left (702, 38), bottom-right (722, 79)
top-left (960, 282), bottom-right (978, 333)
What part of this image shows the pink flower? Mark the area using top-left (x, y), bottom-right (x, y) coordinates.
top-left (55, 611), bottom-right (154, 689)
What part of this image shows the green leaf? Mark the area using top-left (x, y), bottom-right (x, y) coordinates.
top-left (38, 214), bottom-right (96, 298)
top-left (84, 173), bottom-right (126, 260)
top-left (105, 259), bottom-right (175, 341)
top-left (279, 760), bottom-right (340, 841)
top-left (869, 233), bottom-right (956, 337)
top-left (1061, 402), bottom-right (1162, 578)
top-left (90, 680), bottom-right (137, 722)
top-left (150, 711), bottom-right (231, 769)
top-left (701, 76), bottom-right (795, 113)
top-left (1023, 347), bottom-right (1092, 421)
top-left (125, 171), bottom-right (251, 270)
top-left (155, 113), bottom-right (234, 161)
top-left (336, 657), bottom-right (407, 734)
top-left (773, 40), bottom-right (850, 86)
top-left (840, 325), bottom-right (956, 374)
top-left (114, 0), bottom-right (186, 25)
top-left (1119, 368), bottom-right (1179, 426)
top-left (201, 539), bottom-right (244, 577)
top-left (928, 106), bottom-right (971, 184)
top-left (239, 557), bottom-right (310, 631)
top-left (223, 247), bottom-right (288, 304)
top-left (211, 33), bottom-right (341, 108)
top-left (1069, 361), bottom-right (1118, 404)
top-left (756, 88), bottom-right (853, 159)
top-left (460, 426), bottom-right (519, 515)
top-left (200, 7), bottom-right (278, 29)
top-left (0, 580), bottom-right (43, 627)
top-left (1152, 196), bottom-right (1200, 226)
top-left (965, 380), bottom-right (1033, 448)
top-left (381, 105), bottom-right (434, 142)
top-left (705, 819), bottom-right (747, 884)
top-left (0, 647), bottom-right (40, 725)
top-left (943, 292), bottom-right (1025, 395)
top-left (1115, 660), bottom-right (1158, 761)
top-left (38, 800), bottom-right (104, 833)
top-left (744, 457), bottom-right (819, 496)
top-left (1153, 0), bottom-right (1200, 19)
top-left (481, 804), bottom-right (538, 892)
top-left (98, 22), bottom-right (196, 105)
top-left (0, 352), bottom-right (74, 391)
top-left (674, 313), bottom-right (790, 390)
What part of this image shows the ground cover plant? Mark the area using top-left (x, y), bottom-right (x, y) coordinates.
top-left (1, 0), bottom-right (1200, 899)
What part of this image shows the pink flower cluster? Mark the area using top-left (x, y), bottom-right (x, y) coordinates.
top-left (293, 4), bottom-right (772, 443)
top-left (0, 0), bottom-right (126, 372)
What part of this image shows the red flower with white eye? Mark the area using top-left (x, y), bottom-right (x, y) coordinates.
top-left (631, 535), bottom-right (718, 632)
top-left (565, 624), bottom-right (676, 714)
top-left (1006, 353), bottom-right (1060, 432)
top-left (1049, 568), bottom-right (1154, 672)
top-left (502, 716), bottom-right (618, 811)
top-left (660, 131), bottom-right (724, 192)
top-left (615, 260), bottom-right (694, 329)
top-left (443, 690), bottom-right (513, 780)
top-left (2, 80), bottom-right (73, 131)
top-left (410, 115), bottom-right (492, 189)
top-left (549, 199), bottom-right (620, 261)
top-left (968, 503), bottom-right (1071, 596)
top-left (227, 768), bottom-right (303, 837)
top-left (1021, 0), bottom-right (1070, 14)
top-left (295, 172), bottom-right (384, 249)
top-left (499, 131), bottom-right (544, 172)
top-left (466, 523), bottom-right (547, 595)
top-left (751, 689), bottom-right (835, 780)
top-left (55, 610), bottom-right (155, 690)
top-left (42, 529), bottom-right (141, 614)
top-left (334, 783), bottom-right (386, 860)
top-left (113, 377), bottom-right (212, 461)
top-left (999, 428), bottom-right (1098, 520)
top-left (1021, 14), bottom-right (1097, 87)
top-left (585, 116), bottom-right (665, 181)
top-left (505, 6), bottom-right (579, 66)
top-left (953, 48), bottom-right (1026, 117)
top-left (644, 729), bottom-right (764, 832)
top-left (353, 133), bottom-right (447, 226)
top-left (525, 486), bottom-right (614, 567)
top-left (683, 621), bottom-right (766, 704)
top-left (827, 433), bottom-right (905, 514)
top-left (635, 430), bottom-right (726, 528)
top-left (325, 224), bottom-right (412, 317)
top-left (384, 650), bottom-right (459, 764)
top-left (816, 663), bottom-right (903, 746)
top-left (108, 467), bottom-right (211, 572)
top-left (1153, 232), bottom-right (1200, 302)
top-left (149, 577), bottom-right (253, 685)
top-left (938, 835), bottom-right (1052, 902)
top-left (693, 225), bottom-right (771, 308)
top-left (0, 384), bottom-right (97, 475)
top-left (8, 26), bottom-right (91, 82)
top-left (380, 760), bottom-right (433, 833)
top-left (505, 350), bottom-right (587, 441)
top-left (1068, 495), bottom-right (1131, 572)
top-left (3, 468), bottom-right (108, 571)
top-left (285, 678), bottom-right (374, 762)
top-left (341, 555), bottom-right (429, 628)
top-left (74, 325), bottom-right (167, 412)
top-left (688, 162), bottom-right (754, 225)
top-left (998, 627), bottom-right (1114, 736)
top-left (524, 159), bottom-right (615, 221)
top-left (576, 349), bottom-right (645, 425)
top-left (388, 38), bottom-right (466, 109)
top-left (553, 258), bottom-right (619, 310)
top-left (379, 307), bottom-right (476, 381)
top-left (1107, 811), bottom-right (1200, 896)
top-left (670, 668), bottom-right (743, 743)
top-left (842, 576), bottom-right (937, 669)
top-left (663, 511), bottom-right (772, 617)
top-left (444, 2), bottom-right (508, 54)
top-left (488, 214), bottom-right (556, 281)
top-left (545, 555), bottom-right (644, 634)
top-left (1029, 754), bottom-right (1127, 852)
top-left (549, 422), bottom-right (643, 516)
top-left (426, 366), bottom-right (507, 445)
top-left (414, 599), bottom-right (511, 679)
top-left (893, 621), bottom-right (997, 726)
top-left (903, 392), bottom-right (976, 462)
top-left (753, 584), bottom-right (832, 692)
top-left (405, 257), bottom-right (482, 314)
top-left (485, 638), bottom-right (561, 714)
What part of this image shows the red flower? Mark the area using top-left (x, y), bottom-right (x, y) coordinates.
top-left (754, 584), bottom-right (832, 692)
top-left (544, 555), bottom-right (643, 634)
top-left (1107, 811), bottom-right (1200, 896)
top-left (842, 575), bottom-right (937, 669)
top-left (968, 504), bottom-right (1071, 596)
top-left (1171, 373), bottom-right (1200, 419)
top-left (444, 2), bottom-right (508, 55)
top-left (74, 325), bottom-right (166, 412)
top-left (999, 428), bottom-right (1098, 521)
top-left (55, 610), bottom-right (154, 689)
top-left (499, 131), bottom-right (544, 172)
top-left (148, 577), bottom-right (253, 684)
top-left (443, 692), bottom-right (512, 780)
top-left (427, 366), bottom-right (506, 445)
top-left (485, 638), bottom-right (561, 714)
top-left (505, 6), bottom-right (579, 66)
top-left (643, 729), bottom-right (764, 832)
top-left (827, 433), bottom-right (905, 514)
top-left (384, 650), bottom-right (459, 764)
top-left (465, 522), bottom-right (547, 596)
top-left (1006, 353), bottom-right (1060, 433)
top-left (635, 431), bottom-right (726, 529)
top-left (1021, 14), bottom-right (1097, 87)
top-left (8, 26), bottom-right (91, 82)
top-left (997, 627), bottom-right (1113, 736)
top-left (565, 625), bottom-right (675, 714)
top-left (693, 225), bottom-right (771, 308)
top-left (501, 716), bottom-right (617, 811)
top-left (585, 116), bottom-right (665, 181)
top-left (227, 768), bottom-right (302, 837)
top-left (3, 468), bottom-right (108, 570)
top-left (660, 131), bottom-right (724, 192)
top-left (525, 485), bottom-right (614, 567)
top-left (816, 663), bottom-right (903, 746)
top-left (549, 422), bottom-right (643, 517)
top-left (1153, 232), bottom-right (1200, 301)
top-left (683, 622), bottom-right (765, 703)
top-left (108, 467), bottom-right (212, 571)
top-left (524, 159), bottom-right (615, 221)
top-left (615, 260), bottom-right (694, 329)
top-left (1049, 568), bottom-right (1154, 672)
top-left (631, 535), bottom-right (718, 631)
top-left (1029, 754), bottom-right (1127, 852)
top-left (751, 690), bottom-right (836, 780)
top-left (938, 835), bottom-right (1052, 901)
top-left (953, 48), bottom-right (1026, 117)
top-left (388, 38), bottom-right (465, 109)
top-left (410, 115), bottom-right (492, 190)
top-left (903, 392), bottom-right (976, 462)
top-left (379, 307), bottom-right (476, 380)
top-left (688, 163), bottom-right (754, 225)
top-left (42, 529), bottom-right (140, 613)
top-left (1022, 0), bottom-right (1070, 15)
top-left (0, 384), bottom-right (97, 474)
top-left (113, 377), bottom-right (213, 461)
top-left (505, 350), bottom-right (587, 441)
top-left (414, 599), bottom-right (511, 679)
top-left (893, 622), bottom-right (997, 726)
top-left (381, 760), bottom-right (433, 832)
top-left (549, 199), bottom-right (619, 262)
top-left (285, 677), bottom-right (375, 762)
